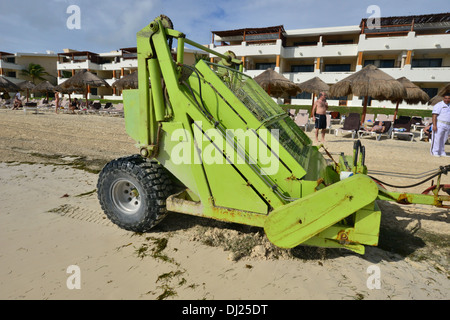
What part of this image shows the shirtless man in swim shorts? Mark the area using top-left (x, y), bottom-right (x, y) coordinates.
top-left (311, 92), bottom-right (328, 143)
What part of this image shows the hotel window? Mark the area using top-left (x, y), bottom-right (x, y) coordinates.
top-left (324, 64), bottom-right (351, 72)
top-left (364, 59), bottom-right (395, 68)
top-left (122, 52), bottom-right (137, 60)
top-left (324, 39), bottom-right (354, 45)
top-left (293, 41), bottom-right (317, 46)
top-left (6, 71), bottom-right (16, 77)
top-left (255, 63), bottom-right (276, 70)
top-left (291, 65), bottom-right (314, 72)
top-left (61, 71), bottom-right (72, 78)
top-left (412, 58), bottom-right (442, 68)
top-left (421, 88), bottom-right (438, 98)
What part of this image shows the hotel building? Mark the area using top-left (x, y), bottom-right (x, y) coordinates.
top-left (209, 13), bottom-right (450, 109)
top-left (0, 51), bottom-right (58, 85)
top-left (1, 46), bottom-right (206, 100)
top-left (56, 47), bottom-right (207, 100)
top-left (2, 12), bottom-right (448, 108)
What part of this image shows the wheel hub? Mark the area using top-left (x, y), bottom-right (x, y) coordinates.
top-left (111, 179), bottom-right (141, 215)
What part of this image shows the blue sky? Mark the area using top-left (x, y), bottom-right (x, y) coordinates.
top-left (0, 0), bottom-right (448, 54)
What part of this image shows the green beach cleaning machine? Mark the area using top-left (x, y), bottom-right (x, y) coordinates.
top-left (97, 15), bottom-right (450, 254)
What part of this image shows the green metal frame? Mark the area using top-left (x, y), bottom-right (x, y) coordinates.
top-left (120, 16), bottom-right (449, 255)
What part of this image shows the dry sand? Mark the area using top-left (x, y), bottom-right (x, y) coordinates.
top-left (0, 109), bottom-right (448, 300)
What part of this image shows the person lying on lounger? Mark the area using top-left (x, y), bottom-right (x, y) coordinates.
top-left (365, 121), bottom-right (386, 133)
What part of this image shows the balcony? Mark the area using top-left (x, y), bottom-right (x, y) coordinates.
top-left (283, 71), bottom-right (355, 84)
top-left (101, 59), bottom-right (137, 71)
top-left (358, 32), bottom-right (450, 52)
top-left (283, 65), bottom-right (450, 86)
top-left (282, 43), bottom-right (358, 59)
top-left (57, 60), bottom-right (101, 71)
top-left (0, 60), bottom-right (23, 71)
top-left (381, 66), bottom-right (450, 82)
top-left (210, 40), bottom-right (282, 58)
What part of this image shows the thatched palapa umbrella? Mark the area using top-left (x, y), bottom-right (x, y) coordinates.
top-left (297, 76), bottom-right (330, 109)
top-left (112, 71), bottom-right (138, 90)
top-left (388, 77), bottom-right (429, 121)
top-left (18, 80), bottom-right (36, 102)
top-left (428, 83), bottom-right (450, 106)
top-left (429, 95), bottom-right (446, 106)
top-left (0, 76), bottom-right (19, 93)
top-left (254, 68), bottom-right (301, 98)
top-left (329, 64), bottom-right (406, 124)
top-left (32, 80), bottom-right (55, 101)
top-left (54, 83), bottom-right (83, 101)
top-left (59, 70), bottom-right (110, 107)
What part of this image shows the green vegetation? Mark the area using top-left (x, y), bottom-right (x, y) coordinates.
top-left (280, 104), bottom-right (433, 118)
top-left (32, 96), bottom-right (123, 105)
top-left (21, 63), bottom-right (50, 84)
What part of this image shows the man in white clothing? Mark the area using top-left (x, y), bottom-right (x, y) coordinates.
top-left (430, 93), bottom-right (450, 157)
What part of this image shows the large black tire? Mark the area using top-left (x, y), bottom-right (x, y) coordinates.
top-left (97, 155), bottom-right (173, 232)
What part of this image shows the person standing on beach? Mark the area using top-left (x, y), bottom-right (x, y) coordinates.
top-left (54, 91), bottom-right (60, 114)
top-left (430, 93), bottom-right (450, 157)
top-left (311, 92), bottom-right (328, 143)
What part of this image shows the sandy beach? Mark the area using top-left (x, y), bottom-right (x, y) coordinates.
top-left (0, 109), bottom-right (448, 300)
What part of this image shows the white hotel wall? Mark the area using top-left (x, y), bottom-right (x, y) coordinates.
top-left (282, 44), bottom-right (358, 59)
top-left (211, 40), bottom-right (283, 58)
top-left (358, 32), bottom-right (450, 52)
top-left (210, 30), bottom-right (448, 110)
top-left (57, 58), bottom-right (138, 100)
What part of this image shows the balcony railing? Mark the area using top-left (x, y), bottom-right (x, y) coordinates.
top-left (0, 60), bottom-right (23, 70)
top-left (361, 20), bottom-right (414, 36)
top-left (283, 44), bottom-right (357, 59)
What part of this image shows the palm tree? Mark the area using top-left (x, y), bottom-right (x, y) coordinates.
top-left (21, 63), bottom-right (49, 84)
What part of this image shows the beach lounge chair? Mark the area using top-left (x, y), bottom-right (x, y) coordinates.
top-left (334, 113), bottom-right (360, 138)
top-left (364, 113), bottom-right (375, 123)
top-left (108, 103), bottom-right (124, 117)
top-left (36, 98), bottom-right (49, 111)
top-left (391, 117), bottom-right (414, 141)
top-left (376, 114), bottom-right (388, 122)
top-left (411, 116), bottom-right (425, 131)
top-left (325, 114), bottom-right (335, 134)
top-left (330, 111), bottom-right (341, 124)
top-left (4, 99), bottom-right (14, 109)
top-left (98, 102), bottom-right (113, 116)
top-left (86, 101), bottom-right (102, 115)
top-left (358, 121), bottom-right (392, 141)
top-left (294, 112), bottom-right (310, 131)
top-left (423, 117), bottom-right (433, 125)
top-left (287, 109), bottom-right (297, 118)
top-left (59, 100), bottom-right (70, 112)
